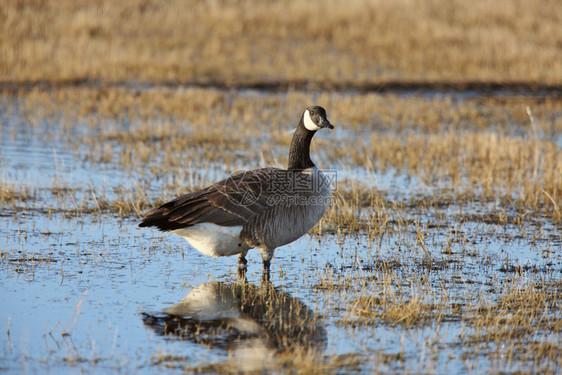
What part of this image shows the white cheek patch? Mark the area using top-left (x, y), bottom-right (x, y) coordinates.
top-left (303, 110), bottom-right (321, 131)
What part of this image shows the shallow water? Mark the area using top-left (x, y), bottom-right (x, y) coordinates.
top-left (2, 213), bottom-right (559, 374)
top-left (1, 94), bottom-right (561, 374)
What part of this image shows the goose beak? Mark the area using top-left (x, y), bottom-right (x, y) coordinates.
top-left (320, 118), bottom-right (334, 129)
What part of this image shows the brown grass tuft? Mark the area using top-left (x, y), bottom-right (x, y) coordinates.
top-left (2, 0), bottom-right (562, 84)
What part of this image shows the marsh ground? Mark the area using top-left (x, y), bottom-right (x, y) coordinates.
top-left (2, 0), bottom-right (562, 374)
top-left (1, 87), bottom-right (561, 374)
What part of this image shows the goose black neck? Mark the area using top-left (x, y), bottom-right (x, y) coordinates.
top-left (288, 120), bottom-right (316, 170)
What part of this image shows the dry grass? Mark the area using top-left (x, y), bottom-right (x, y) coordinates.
top-left (2, 0), bottom-right (562, 84)
top-left (362, 132), bottom-right (562, 213)
top-left (3, 86), bottom-right (561, 225)
top-left (317, 256), bottom-right (562, 371)
top-left (459, 281), bottom-right (562, 370)
top-left (465, 282), bottom-right (562, 342)
top-left (0, 183), bottom-right (33, 203)
top-left (12, 86), bottom-right (562, 134)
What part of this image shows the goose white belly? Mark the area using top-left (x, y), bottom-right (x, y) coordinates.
top-left (172, 223), bottom-right (251, 257)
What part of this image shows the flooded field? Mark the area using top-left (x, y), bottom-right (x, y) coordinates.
top-left (1, 87), bottom-right (561, 374)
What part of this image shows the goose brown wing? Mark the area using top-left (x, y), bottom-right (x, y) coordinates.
top-left (138, 168), bottom-right (281, 231)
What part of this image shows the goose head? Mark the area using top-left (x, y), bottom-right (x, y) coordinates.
top-left (302, 105), bottom-right (334, 131)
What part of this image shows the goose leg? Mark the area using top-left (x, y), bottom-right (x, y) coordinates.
top-left (262, 261), bottom-right (271, 282)
top-left (238, 252), bottom-right (248, 270)
top-left (238, 265), bottom-right (247, 280)
top-left (260, 249), bottom-right (274, 282)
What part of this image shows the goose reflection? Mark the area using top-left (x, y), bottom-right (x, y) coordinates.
top-left (142, 281), bottom-right (326, 361)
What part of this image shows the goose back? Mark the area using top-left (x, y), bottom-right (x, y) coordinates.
top-left (139, 168), bottom-right (280, 231)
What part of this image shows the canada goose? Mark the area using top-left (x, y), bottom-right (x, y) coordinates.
top-left (139, 105), bottom-right (334, 276)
